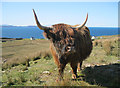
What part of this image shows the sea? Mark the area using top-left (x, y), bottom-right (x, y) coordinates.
top-left (1, 26), bottom-right (119, 39)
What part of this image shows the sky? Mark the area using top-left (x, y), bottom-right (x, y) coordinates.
top-left (1, 1), bottom-right (119, 27)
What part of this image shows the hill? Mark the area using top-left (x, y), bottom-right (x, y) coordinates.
top-left (1, 35), bottom-right (119, 87)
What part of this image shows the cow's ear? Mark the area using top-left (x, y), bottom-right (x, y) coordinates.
top-left (43, 32), bottom-right (50, 39)
top-left (43, 30), bottom-right (56, 40)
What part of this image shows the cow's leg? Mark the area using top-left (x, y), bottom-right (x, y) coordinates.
top-left (50, 44), bottom-right (60, 67)
top-left (70, 62), bottom-right (78, 79)
top-left (58, 63), bottom-right (66, 80)
top-left (58, 56), bottom-right (67, 80)
top-left (50, 44), bottom-right (66, 80)
top-left (77, 61), bottom-right (83, 71)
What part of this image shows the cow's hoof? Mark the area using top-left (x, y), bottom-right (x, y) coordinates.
top-left (72, 74), bottom-right (77, 79)
top-left (77, 67), bottom-right (82, 72)
top-left (77, 68), bottom-right (80, 71)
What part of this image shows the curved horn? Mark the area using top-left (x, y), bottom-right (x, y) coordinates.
top-left (32, 9), bottom-right (50, 30)
top-left (77, 13), bottom-right (88, 29)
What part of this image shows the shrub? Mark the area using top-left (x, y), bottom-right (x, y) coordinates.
top-left (94, 41), bottom-right (98, 46)
top-left (17, 73), bottom-right (27, 83)
top-left (111, 48), bottom-right (118, 57)
top-left (7, 75), bottom-right (14, 86)
top-left (102, 41), bottom-right (112, 55)
top-left (98, 42), bottom-right (102, 47)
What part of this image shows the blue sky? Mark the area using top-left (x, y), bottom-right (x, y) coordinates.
top-left (2, 2), bottom-right (118, 27)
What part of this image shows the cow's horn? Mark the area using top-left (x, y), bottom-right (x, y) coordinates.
top-left (77, 13), bottom-right (88, 29)
top-left (33, 9), bottom-right (50, 30)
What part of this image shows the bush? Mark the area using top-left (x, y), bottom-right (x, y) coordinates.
top-left (111, 48), bottom-right (118, 57)
top-left (7, 75), bottom-right (15, 86)
top-left (94, 41), bottom-right (98, 46)
top-left (102, 41), bottom-right (112, 55)
top-left (17, 73), bottom-right (27, 83)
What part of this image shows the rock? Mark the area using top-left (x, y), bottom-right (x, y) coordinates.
top-left (117, 60), bottom-right (120, 62)
top-left (43, 71), bottom-right (50, 74)
top-left (102, 64), bottom-right (106, 66)
top-left (54, 68), bottom-right (57, 71)
top-left (2, 71), bottom-right (5, 73)
top-left (69, 70), bottom-right (71, 73)
top-left (85, 64), bottom-right (91, 67)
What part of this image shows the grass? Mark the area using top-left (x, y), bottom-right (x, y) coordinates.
top-left (2, 35), bottom-right (119, 87)
top-left (2, 39), bottom-right (51, 70)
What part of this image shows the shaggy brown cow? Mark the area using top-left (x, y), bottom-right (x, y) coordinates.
top-left (33, 9), bottom-right (93, 80)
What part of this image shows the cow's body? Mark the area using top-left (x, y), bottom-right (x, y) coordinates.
top-left (33, 9), bottom-right (93, 80)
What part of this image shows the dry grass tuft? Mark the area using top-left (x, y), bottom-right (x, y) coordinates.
top-left (102, 40), bottom-right (112, 55)
top-left (2, 50), bottom-right (52, 70)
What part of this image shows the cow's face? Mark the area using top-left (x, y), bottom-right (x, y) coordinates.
top-left (43, 25), bottom-right (76, 55)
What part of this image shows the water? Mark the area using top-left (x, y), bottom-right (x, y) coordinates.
top-left (1, 26), bottom-right (118, 39)
top-left (1, 26), bottom-right (44, 39)
top-left (89, 27), bottom-right (118, 36)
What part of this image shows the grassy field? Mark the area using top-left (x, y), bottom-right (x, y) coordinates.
top-left (1, 35), bottom-right (120, 87)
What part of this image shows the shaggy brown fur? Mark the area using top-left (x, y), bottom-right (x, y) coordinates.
top-left (32, 9), bottom-right (92, 80)
top-left (43, 23), bottom-right (93, 79)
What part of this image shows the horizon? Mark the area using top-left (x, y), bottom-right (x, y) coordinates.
top-left (0, 24), bottom-right (120, 28)
top-left (2, 2), bottom-right (118, 27)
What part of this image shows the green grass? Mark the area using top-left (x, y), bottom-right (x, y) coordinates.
top-left (2, 35), bottom-right (119, 87)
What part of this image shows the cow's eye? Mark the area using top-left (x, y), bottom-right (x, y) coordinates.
top-left (65, 46), bottom-right (70, 51)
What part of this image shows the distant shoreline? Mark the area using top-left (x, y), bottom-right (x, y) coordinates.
top-left (1, 34), bottom-right (118, 39)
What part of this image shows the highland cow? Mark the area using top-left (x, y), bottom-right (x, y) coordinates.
top-left (33, 9), bottom-right (92, 80)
